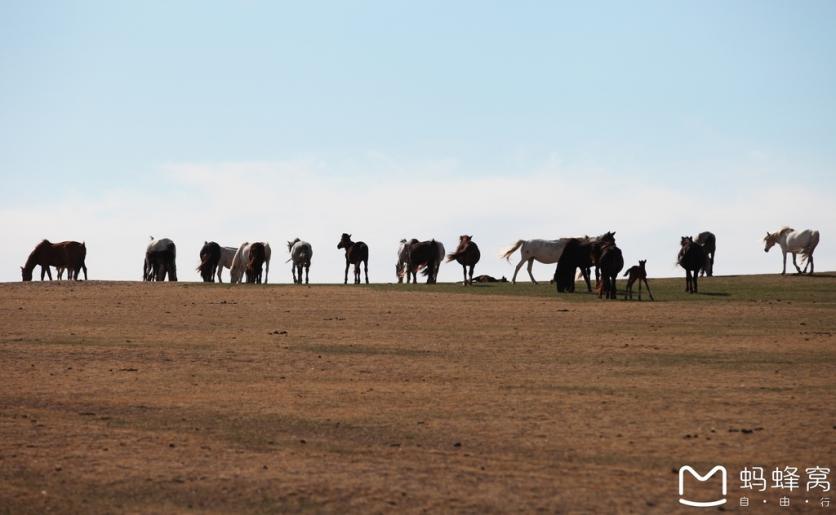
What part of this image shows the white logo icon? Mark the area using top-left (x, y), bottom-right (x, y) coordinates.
top-left (679, 465), bottom-right (728, 507)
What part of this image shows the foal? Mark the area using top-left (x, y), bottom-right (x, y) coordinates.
top-left (623, 259), bottom-right (654, 301)
top-left (446, 235), bottom-right (481, 286)
top-left (337, 233), bottom-right (369, 284)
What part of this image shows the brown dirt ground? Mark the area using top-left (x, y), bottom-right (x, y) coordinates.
top-left (0, 280), bottom-right (834, 514)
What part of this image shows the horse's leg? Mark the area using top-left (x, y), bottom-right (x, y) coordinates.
top-left (468, 264), bottom-right (474, 285)
top-left (526, 259), bottom-right (537, 285)
top-left (709, 251), bottom-right (715, 277)
top-left (809, 254), bottom-right (814, 274)
top-left (461, 264), bottom-right (467, 286)
top-left (781, 251), bottom-right (787, 275)
top-left (637, 277), bottom-right (641, 301)
top-left (305, 263), bottom-right (309, 284)
top-left (644, 278), bottom-right (654, 301)
top-left (582, 267), bottom-right (592, 292)
top-left (344, 260), bottom-right (350, 285)
top-left (791, 252), bottom-right (802, 274)
top-left (511, 258), bottom-right (526, 284)
top-left (364, 259), bottom-right (369, 284)
top-left (292, 264), bottom-right (297, 284)
top-left (693, 270), bottom-right (698, 293)
top-left (685, 270), bottom-right (690, 292)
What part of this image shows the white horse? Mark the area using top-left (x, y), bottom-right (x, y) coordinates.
top-left (764, 227), bottom-right (820, 275)
top-left (230, 242), bottom-right (272, 284)
top-left (396, 238), bottom-right (444, 283)
top-left (215, 246), bottom-right (238, 283)
top-left (287, 238), bottom-right (312, 284)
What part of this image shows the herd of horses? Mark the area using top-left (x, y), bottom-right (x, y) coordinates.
top-left (19, 226), bottom-right (821, 299)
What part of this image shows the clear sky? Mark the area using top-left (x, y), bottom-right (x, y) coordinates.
top-left (1, 1), bottom-right (833, 283)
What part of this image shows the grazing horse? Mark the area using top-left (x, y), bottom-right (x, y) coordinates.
top-left (554, 238), bottom-right (593, 293)
top-left (764, 227), bottom-right (820, 275)
top-left (695, 231), bottom-right (716, 277)
top-left (144, 237), bottom-right (177, 281)
top-left (230, 242), bottom-right (272, 284)
top-left (502, 231), bottom-right (615, 285)
top-left (447, 235), bottom-right (481, 285)
top-left (197, 241), bottom-right (221, 282)
top-left (405, 239), bottom-right (442, 284)
top-left (623, 260), bottom-right (654, 301)
top-left (287, 238), bottom-right (312, 284)
top-left (21, 240), bottom-right (87, 281)
top-left (337, 233), bottom-right (369, 284)
top-left (397, 238), bottom-right (444, 283)
top-left (597, 242), bottom-right (623, 300)
top-left (678, 236), bottom-right (704, 293)
top-left (246, 242), bottom-right (267, 284)
top-left (215, 245), bottom-right (238, 283)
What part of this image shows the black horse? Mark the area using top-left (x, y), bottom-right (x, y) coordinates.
top-left (695, 231), bottom-right (716, 277)
top-left (554, 238), bottom-right (593, 293)
top-left (337, 233), bottom-right (369, 284)
top-left (406, 239), bottom-right (441, 284)
top-left (144, 239), bottom-right (177, 282)
top-left (678, 236), bottom-right (705, 293)
top-left (197, 241), bottom-right (221, 282)
top-left (446, 235), bottom-right (481, 286)
top-left (246, 242), bottom-right (267, 284)
top-left (598, 242), bottom-right (623, 300)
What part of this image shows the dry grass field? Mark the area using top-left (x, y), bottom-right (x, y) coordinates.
top-left (1, 275), bottom-right (834, 514)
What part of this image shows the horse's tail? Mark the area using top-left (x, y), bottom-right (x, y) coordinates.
top-left (801, 230), bottom-right (821, 264)
top-left (500, 240), bottom-right (525, 262)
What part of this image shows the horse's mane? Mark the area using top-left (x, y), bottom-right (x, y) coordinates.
top-left (287, 238), bottom-right (301, 251)
top-left (776, 226), bottom-right (794, 236)
top-left (446, 236), bottom-right (471, 262)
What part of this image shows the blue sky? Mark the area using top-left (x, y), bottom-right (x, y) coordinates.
top-left (1, 2), bottom-right (834, 282)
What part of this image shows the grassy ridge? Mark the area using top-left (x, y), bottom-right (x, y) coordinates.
top-left (365, 272), bottom-right (836, 304)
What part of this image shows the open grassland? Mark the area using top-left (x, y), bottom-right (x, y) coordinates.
top-left (0, 274), bottom-right (834, 514)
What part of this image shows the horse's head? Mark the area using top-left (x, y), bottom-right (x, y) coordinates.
top-left (338, 233), bottom-right (351, 250)
top-left (21, 266), bottom-right (32, 281)
top-left (287, 238), bottom-right (300, 252)
top-left (639, 259), bottom-right (647, 269)
top-left (601, 231), bottom-right (616, 243)
top-left (396, 262), bottom-right (404, 283)
top-left (680, 236), bottom-right (693, 247)
top-left (763, 231), bottom-right (778, 252)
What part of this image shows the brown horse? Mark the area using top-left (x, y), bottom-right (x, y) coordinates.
top-left (623, 259), bottom-right (654, 301)
top-left (245, 242), bottom-right (266, 284)
top-left (21, 240), bottom-right (87, 281)
top-left (446, 235), bottom-right (481, 285)
top-left (337, 233), bottom-right (369, 284)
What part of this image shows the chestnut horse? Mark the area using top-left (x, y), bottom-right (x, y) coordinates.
top-left (21, 240), bottom-right (87, 281)
top-left (337, 233), bottom-right (369, 284)
top-left (446, 235), bottom-right (481, 286)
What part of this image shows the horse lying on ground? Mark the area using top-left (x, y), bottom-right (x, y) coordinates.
top-left (21, 240), bottom-right (87, 281)
top-left (472, 275), bottom-right (508, 283)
